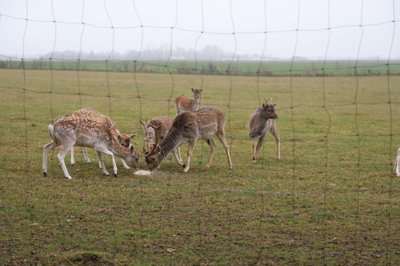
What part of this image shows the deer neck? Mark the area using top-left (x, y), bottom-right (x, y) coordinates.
top-left (158, 127), bottom-right (184, 160)
top-left (192, 97), bottom-right (200, 111)
top-left (255, 110), bottom-right (270, 131)
top-left (110, 138), bottom-right (130, 159)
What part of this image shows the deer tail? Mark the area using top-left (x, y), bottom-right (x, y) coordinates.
top-left (47, 124), bottom-right (60, 146)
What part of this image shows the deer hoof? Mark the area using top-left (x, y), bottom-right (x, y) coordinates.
top-left (113, 173), bottom-right (117, 177)
top-left (43, 172), bottom-right (47, 177)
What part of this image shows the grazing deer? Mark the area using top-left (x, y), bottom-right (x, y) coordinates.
top-left (145, 107), bottom-right (233, 173)
top-left (175, 88), bottom-right (203, 114)
top-left (395, 148), bottom-right (400, 177)
top-left (42, 109), bottom-right (139, 179)
top-left (248, 101), bottom-right (280, 163)
top-left (69, 108), bottom-right (133, 169)
top-left (140, 116), bottom-right (183, 166)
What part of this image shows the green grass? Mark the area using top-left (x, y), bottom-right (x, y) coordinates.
top-left (1, 69), bottom-right (400, 265)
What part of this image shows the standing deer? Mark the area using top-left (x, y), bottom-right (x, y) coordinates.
top-left (42, 109), bottom-right (139, 179)
top-left (248, 101), bottom-right (280, 163)
top-left (175, 88), bottom-right (203, 114)
top-left (145, 107), bottom-right (233, 173)
top-left (140, 116), bottom-right (183, 166)
top-left (69, 108), bottom-right (133, 169)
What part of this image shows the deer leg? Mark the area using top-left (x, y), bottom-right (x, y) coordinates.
top-left (82, 147), bottom-right (91, 163)
top-left (57, 142), bottom-right (74, 180)
top-left (70, 147), bottom-right (76, 165)
top-left (42, 141), bottom-right (58, 177)
top-left (270, 127), bottom-right (281, 160)
top-left (183, 140), bottom-right (196, 173)
top-left (205, 138), bottom-right (216, 170)
top-left (120, 159), bottom-right (130, 169)
top-left (395, 149), bottom-right (400, 177)
top-left (96, 147), bottom-right (117, 177)
top-left (177, 146), bottom-right (183, 163)
top-left (216, 131), bottom-right (233, 170)
top-left (252, 139), bottom-right (258, 163)
top-left (254, 134), bottom-right (266, 162)
top-left (172, 148), bottom-right (184, 167)
top-left (96, 151), bottom-right (110, 176)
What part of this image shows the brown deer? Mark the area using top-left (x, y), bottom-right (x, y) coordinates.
top-left (175, 88), bottom-right (203, 114)
top-left (69, 108), bottom-right (132, 169)
top-left (42, 108), bottom-right (139, 179)
top-left (140, 116), bottom-right (183, 166)
top-left (248, 101), bottom-right (280, 163)
top-left (145, 107), bottom-right (233, 173)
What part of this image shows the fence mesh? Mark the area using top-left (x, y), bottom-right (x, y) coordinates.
top-left (0, 0), bottom-right (399, 264)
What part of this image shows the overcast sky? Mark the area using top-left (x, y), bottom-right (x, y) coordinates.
top-left (0, 0), bottom-right (399, 60)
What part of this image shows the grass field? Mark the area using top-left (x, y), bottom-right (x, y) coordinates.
top-left (2, 59), bottom-right (400, 76)
top-left (1, 68), bottom-right (400, 265)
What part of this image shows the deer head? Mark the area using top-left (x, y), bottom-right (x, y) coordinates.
top-left (191, 88), bottom-right (203, 101)
top-left (261, 100), bottom-right (278, 120)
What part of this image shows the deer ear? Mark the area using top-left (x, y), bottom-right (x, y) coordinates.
top-left (191, 88), bottom-right (194, 92)
top-left (128, 134), bottom-right (136, 139)
top-left (139, 120), bottom-right (147, 131)
top-left (262, 103), bottom-right (266, 108)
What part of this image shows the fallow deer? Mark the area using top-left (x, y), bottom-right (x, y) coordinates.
top-left (69, 108), bottom-right (132, 169)
top-left (248, 101), bottom-right (280, 163)
top-left (42, 109), bottom-right (139, 179)
top-left (145, 107), bottom-right (233, 173)
top-left (175, 88), bottom-right (203, 114)
top-left (140, 116), bottom-right (183, 166)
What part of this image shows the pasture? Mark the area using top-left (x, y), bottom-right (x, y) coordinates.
top-left (1, 68), bottom-right (400, 265)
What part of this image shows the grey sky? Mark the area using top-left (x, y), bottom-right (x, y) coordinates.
top-left (0, 0), bottom-right (399, 60)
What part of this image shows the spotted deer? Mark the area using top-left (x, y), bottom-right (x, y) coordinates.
top-left (69, 108), bottom-right (132, 169)
top-left (145, 107), bottom-right (233, 173)
top-left (248, 101), bottom-right (280, 163)
top-left (175, 88), bottom-right (203, 114)
top-left (140, 116), bottom-right (183, 166)
top-left (42, 109), bottom-right (139, 179)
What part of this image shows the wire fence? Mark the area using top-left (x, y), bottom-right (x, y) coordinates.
top-left (0, 0), bottom-right (399, 264)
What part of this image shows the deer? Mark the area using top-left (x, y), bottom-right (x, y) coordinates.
top-left (140, 116), bottom-right (183, 166)
top-left (248, 100), bottom-right (280, 163)
top-left (69, 108), bottom-right (132, 169)
top-left (145, 107), bottom-right (233, 173)
top-left (42, 109), bottom-right (139, 180)
top-left (175, 88), bottom-right (203, 114)
top-left (395, 147), bottom-right (400, 177)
